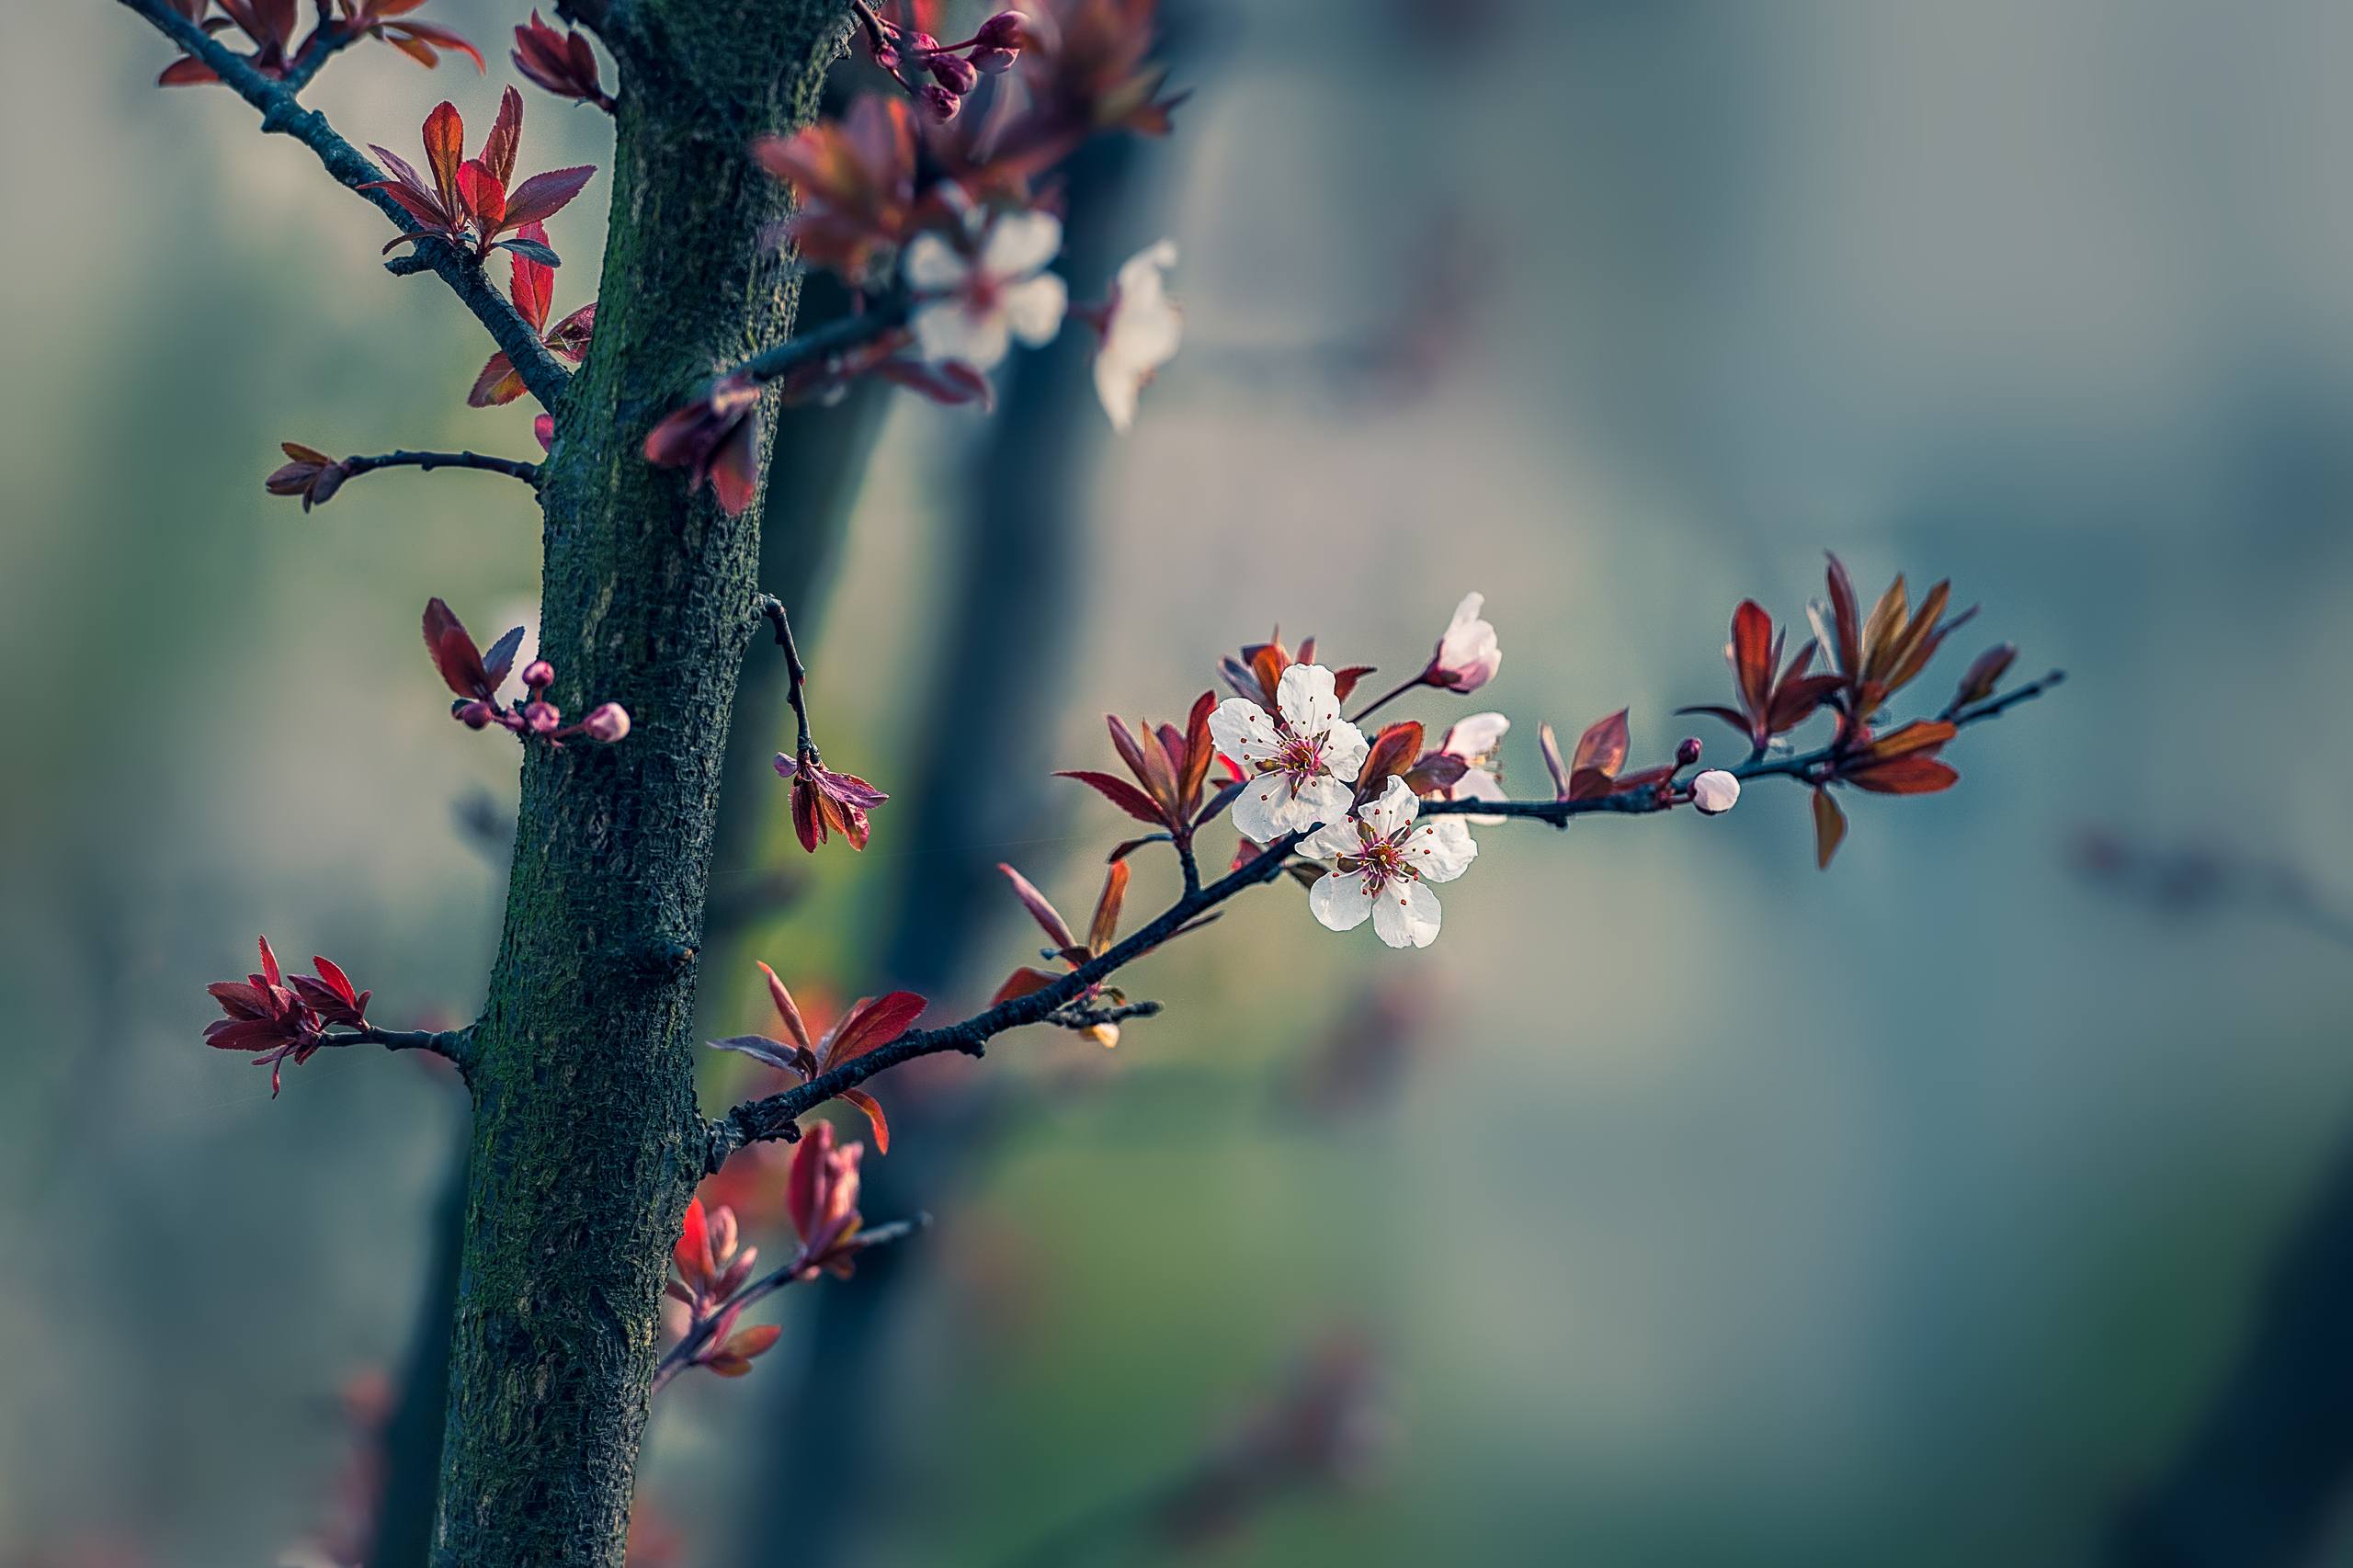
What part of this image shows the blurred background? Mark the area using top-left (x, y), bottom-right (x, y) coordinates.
top-left (9, 0), bottom-right (2353, 1563)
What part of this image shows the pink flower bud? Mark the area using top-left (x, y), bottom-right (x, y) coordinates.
top-left (969, 45), bottom-right (1017, 74)
top-left (1422, 592), bottom-right (1502, 693)
top-left (457, 700), bottom-right (495, 730)
top-left (583, 702), bottom-right (631, 744)
top-left (1676, 737), bottom-right (1703, 767)
top-left (972, 11), bottom-right (1025, 51)
top-left (522, 700), bottom-right (562, 735)
top-left (521, 659), bottom-right (555, 690)
top-left (927, 51), bottom-right (978, 94)
top-left (1690, 769), bottom-right (1741, 816)
top-left (919, 84), bottom-right (961, 121)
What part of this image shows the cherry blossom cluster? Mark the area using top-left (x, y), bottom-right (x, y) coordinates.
top-left (509, 9), bottom-right (612, 114)
top-left (850, 1), bottom-right (1026, 123)
top-left (646, 0), bottom-right (1192, 514)
top-left (658, 1122), bottom-right (908, 1391)
top-left (422, 597), bottom-right (629, 745)
top-left (203, 937), bottom-right (371, 1094)
top-left (156, 0), bottom-right (481, 86)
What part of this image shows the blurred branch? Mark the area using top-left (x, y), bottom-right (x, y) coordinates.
top-left (115, 0), bottom-right (573, 407)
top-left (362, 1135), bottom-right (470, 1568)
top-left (2075, 830), bottom-right (2353, 950)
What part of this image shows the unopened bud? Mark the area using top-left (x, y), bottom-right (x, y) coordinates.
top-left (1676, 736), bottom-right (1703, 767)
top-left (969, 45), bottom-right (1017, 74)
top-left (309, 465), bottom-right (347, 506)
top-left (456, 699), bottom-right (494, 730)
top-left (919, 83), bottom-right (961, 121)
top-left (583, 702), bottom-right (631, 744)
top-left (927, 51), bottom-right (978, 94)
top-left (1690, 769), bottom-right (1740, 816)
top-left (521, 659), bottom-right (555, 690)
top-left (522, 700), bottom-right (562, 735)
top-left (972, 11), bottom-right (1025, 50)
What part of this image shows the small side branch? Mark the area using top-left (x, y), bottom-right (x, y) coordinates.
top-left (278, 22), bottom-right (369, 92)
top-left (322, 1024), bottom-right (476, 1073)
top-left (116, 0), bottom-right (572, 409)
top-left (738, 298), bottom-right (912, 389)
top-left (754, 595), bottom-right (816, 756)
top-left (340, 449), bottom-right (544, 489)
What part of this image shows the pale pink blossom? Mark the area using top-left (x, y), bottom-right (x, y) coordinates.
top-left (904, 210), bottom-right (1068, 369)
top-left (1299, 778), bottom-right (1478, 949)
top-left (1422, 591), bottom-right (1501, 692)
top-left (1209, 664), bottom-right (1370, 843)
top-left (1092, 239), bottom-right (1181, 432)
top-left (1690, 768), bottom-right (1741, 815)
top-left (1438, 710), bottom-right (1508, 824)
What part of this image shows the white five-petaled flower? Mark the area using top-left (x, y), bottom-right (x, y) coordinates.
top-left (904, 210), bottom-right (1069, 370)
top-left (1438, 710), bottom-right (1509, 824)
top-left (1423, 591), bottom-right (1502, 692)
top-left (1209, 664), bottom-right (1370, 844)
top-left (1092, 239), bottom-right (1182, 432)
top-left (1300, 777), bottom-right (1479, 949)
top-left (1690, 768), bottom-right (1741, 815)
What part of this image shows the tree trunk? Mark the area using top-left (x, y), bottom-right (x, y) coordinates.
top-left (429, 6), bottom-right (847, 1563)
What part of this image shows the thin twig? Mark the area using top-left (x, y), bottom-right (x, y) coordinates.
top-left (755, 595), bottom-right (817, 757)
top-left (738, 297), bottom-right (913, 389)
top-left (339, 449), bottom-right (543, 489)
top-left (650, 1216), bottom-right (927, 1393)
top-left (116, 0), bottom-right (574, 409)
top-left (278, 19), bottom-right (367, 92)
top-left (1046, 997), bottom-right (1164, 1030)
top-left (708, 669), bottom-right (2064, 1167)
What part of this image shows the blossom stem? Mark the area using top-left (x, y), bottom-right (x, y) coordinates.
top-left (339, 449), bottom-right (544, 489)
top-left (754, 595), bottom-right (817, 757)
top-left (115, 0), bottom-right (573, 407)
top-left (649, 1215), bottom-right (926, 1394)
top-left (1345, 674), bottom-right (1425, 726)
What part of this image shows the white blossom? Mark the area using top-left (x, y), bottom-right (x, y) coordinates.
top-left (1299, 777), bottom-right (1478, 949)
top-left (904, 210), bottom-right (1068, 370)
top-left (1425, 591), bottom-right (1502, 691)
top-left (1093, 239), bottom-right (1182, 432)
top-left (1209, 663), bottom-right (1370, 844)
top-left (1438, 710), bottom-right (1509, 824)
top-left (1690, 768), bottom-right (1741, 815)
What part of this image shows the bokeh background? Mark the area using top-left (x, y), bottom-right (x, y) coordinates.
top-left (8, 0), bottom-right (2353, 1563)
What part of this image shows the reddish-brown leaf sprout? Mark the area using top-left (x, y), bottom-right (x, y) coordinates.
top-left (363, 88), bottom-right (596, 264)
top-left (709, 963), bottom-right (924, 1151)
top-left (665, 1198), bottom-right (779, 1380)
top-left (754, 96), bottom-right (919, 285)
top-left (1676, 599), bottom-right (1844, 760)
top-left (991, 860), bottom-right (1176, 1044)
top-left (1811, 553), bottom-right (1977, 736)
top-left (203, 937), bottom-right (370, 1094)
top-left (470, 222), bottom-right (595, 405)
top-left (1056, 692), bottom-right (1227, 865)
top-left (421, 597), bottom-right (629, 746)
top-left (773, 749), bottom-right (891, 853)
top-left (850, 1), bottom-right (1026, 122)
top-left (510, 10), bottom-right (613, 112)
top-left (265, 442), bottom-right (348, 509)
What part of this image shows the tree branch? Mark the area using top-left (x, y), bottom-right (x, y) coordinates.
top-left (278, 19), bottom-right (369, 93)
top-left (339, 449), bottom-right (543, 489)
top-left (753, 595), bottom-right (816, 756)
top-left (737, 296), bottom-right (912, 388)
top-left (116, 0), bottom-right (574, 409)
top-left (709, 668), bottom-right (2065, 1166)
top-left (649, 1216), bottom-right (927, 1394)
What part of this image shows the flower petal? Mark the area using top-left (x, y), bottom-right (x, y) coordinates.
top-left (1275, 663), bottom-right (1342, 739)
top-left (980, 209), bottom-right (1063, 278)
top-left (1001, 271), bottom-right (1067, 346)
top-left (1370, 878), bottom-right (1442, 949)
top-left (1207, 697), bottom-right (1281, 766)
top-left (1308, 870), bottom-right (1374, 932)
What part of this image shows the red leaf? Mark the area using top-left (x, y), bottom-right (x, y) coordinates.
top-left (839, 1088), bottom-right (890, 1153)
top-left (421, 100), bottom-right (465, 207)
top-left (1356, 721), bottom-right (1425, 800)
top-left (991, 966), bottom-right (1062, 1006)
top-left (824, 991), bottom-right (926, 1067)
top-left (507, 222), bottom-right (554, 330)
top-left (480, 85), bottom-right (523, 185)
top-left (1054, 769), bottom-right (1166, 826)
top-left (422, 597), bottom-right (491, 699)
top-left (1571, 710), bottom-right (1629, 781)
top-left (756, 960), bottom-right (813, 1055)
top-left (1844, 756), bottom-right (1961, 795)
top-left (499, 165), bottom-right (597, 232)
top-left (1730, 600), bottom-right (1774, 714)
top-left (1812, 788), bottom-right (1847, 869)
top-left (997, 864), bottom-right (1075, 949)
top-left (469, 351), bottom-right (527, 407)
top-left (674, 1197), bottom-right (711, 1289)
top-left (457, 160), bottom-right (506, 232)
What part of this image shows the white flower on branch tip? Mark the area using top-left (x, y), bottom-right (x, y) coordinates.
top-left (1093, 239), bottom-right (1182, 432)
top-left (1690, 768), bottom-right (1741, 815)
top-left (1299, 778), bottom-right (1479, 949)
top-left (1438, 710), bottom-right (1509, 824)
top-left (1209, 663), bottom-right (1370, 844)
top-left (1423, 591), bottom-right (1502, 692)
top-left (904, 210), bottom-right (1068, 370)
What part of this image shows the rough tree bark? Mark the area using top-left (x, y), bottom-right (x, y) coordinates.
top-left (430, 6), bottom-right (850, 1563)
